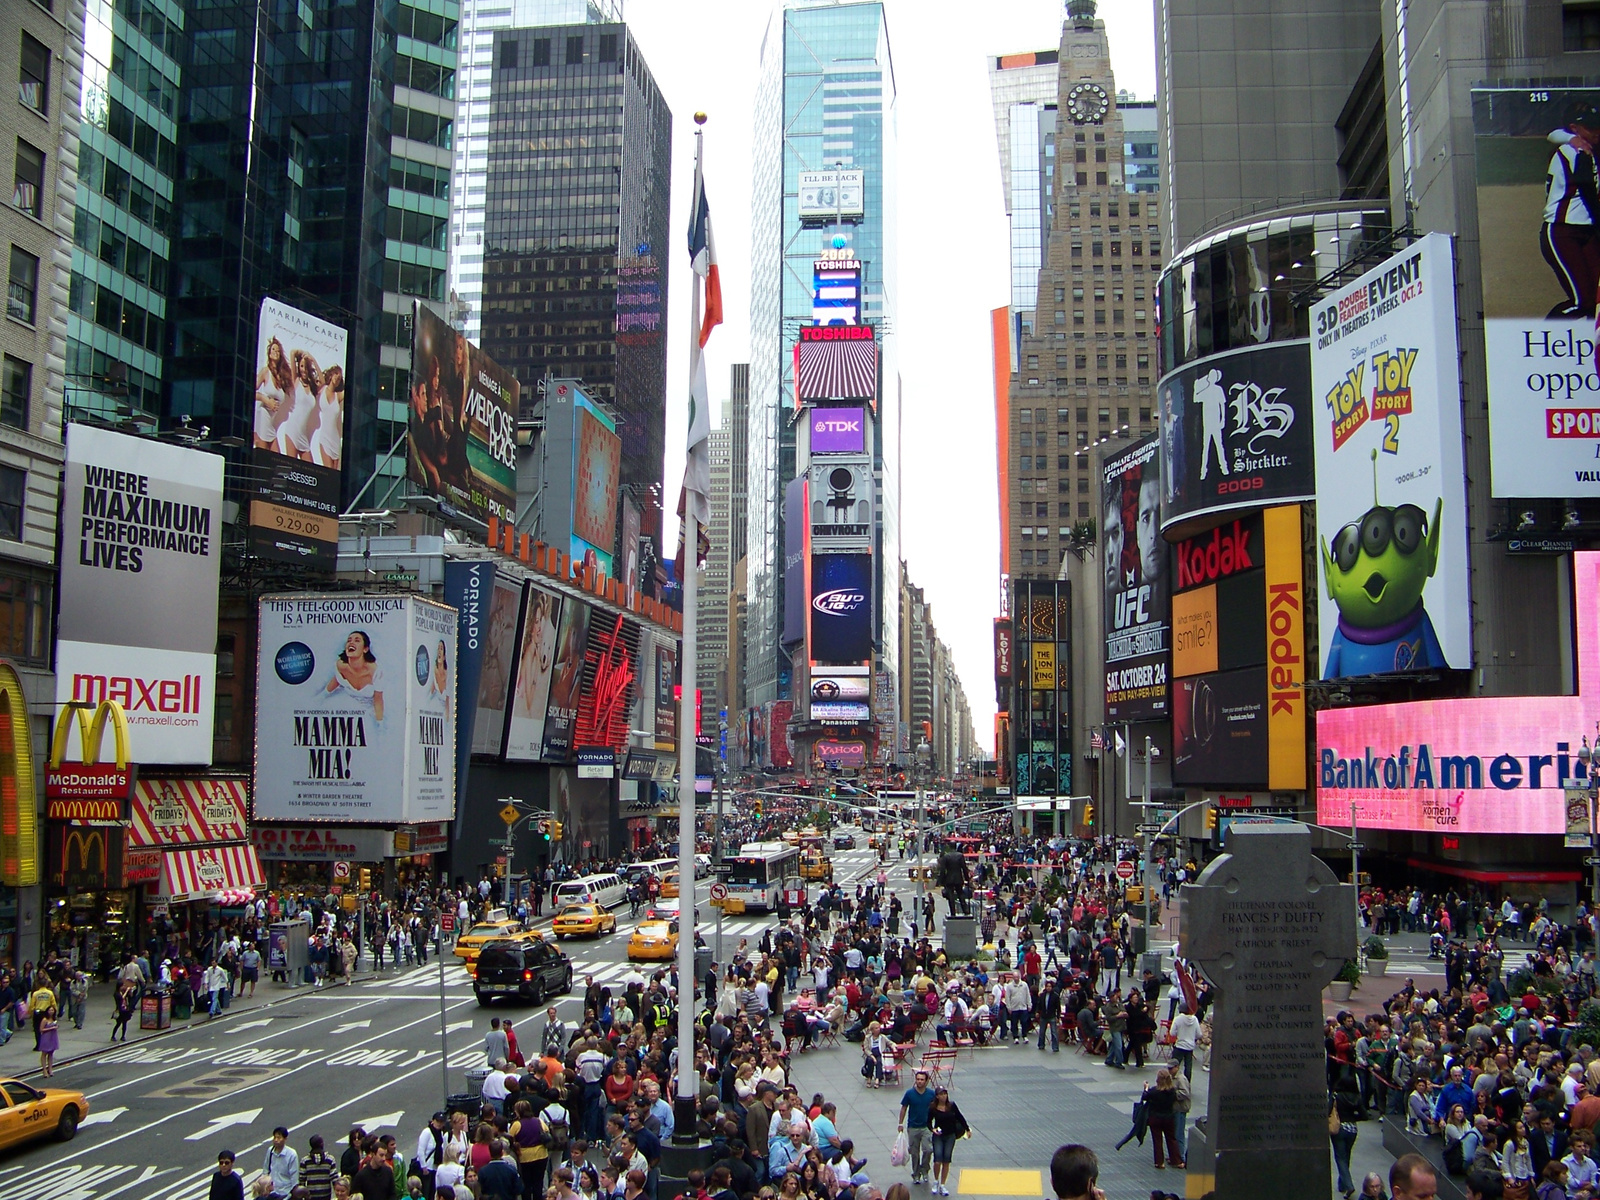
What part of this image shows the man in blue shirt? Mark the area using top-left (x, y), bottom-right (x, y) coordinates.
top-left (1433, 1065), bottom-right (1476, 1123)
top-left (899, 1070), bottom-right (936, 1185)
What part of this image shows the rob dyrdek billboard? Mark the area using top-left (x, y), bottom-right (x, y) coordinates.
top-left (1473, 86), bottom-right (1600, 498)
top-left (1102, 434), bottom-right (1168, 721)
top-left (250, 298), bottom-right (347, 567)
top-left (1310, 233), bottom-right (1471, 678)
top-left (56, 424), bottom-right (224, 764)
top-left (254, 594), bottom-right (456, 823)
top-left (1157, 341), bottom-right (1314, 535)
top-left (406, 303), bottom-right (518, 523)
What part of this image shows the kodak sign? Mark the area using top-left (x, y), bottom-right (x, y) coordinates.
top-left (1263, 506), bottom-right (1306, 791)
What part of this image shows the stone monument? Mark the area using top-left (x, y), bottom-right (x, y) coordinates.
top-left (1179, 823), bottom-right (1354, 1200)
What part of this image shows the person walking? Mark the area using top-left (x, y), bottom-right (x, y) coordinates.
top-left (111, 979), bottom-right (136, 1042)
top-left (927, 1087), bottom-right (970, 1196)
top-left (1169, 1005), bottom-right (1200, 1080)
top-left (208, 1150), bottom-right (245, 1200)
top-left (262, 1126), bottom-right (299, 1199)
top-left (1035, 978), bottom-right (1061, 1052)
top-left (298, 1134), bottom-right (336, 1200)
top-left (898, 1069), bottom-right (936, 1186)
top-left (36, 1002), bottom-right (57, 1077)
top-left (1145, 1069), bottom-right (1182, 1171)
top-left (1331, 1077), bottom-right (1363, 1200)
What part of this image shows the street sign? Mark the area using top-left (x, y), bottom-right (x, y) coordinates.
top-left (709, 882), bottom-right (729, 901)
top-left (499, 803), bottom-right (519, 826)
top-left (333, 861), bottom-right (351, 881)
top-left (1135, 824), bottom-right (1164, 835)
top-left (711, 863), bottom-right (735, 877)
top-left (1115, 861), bottom-right (1136, 881)
top-left (441, 913), bottom-right (455, 933)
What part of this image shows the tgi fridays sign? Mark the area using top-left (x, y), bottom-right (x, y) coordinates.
top-left (129, 778), bottom-right (248, 846)
top-left (252, 825), bottom-right (396, 862)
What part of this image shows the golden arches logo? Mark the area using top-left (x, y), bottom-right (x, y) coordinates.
top-left (49, 699), bottom-right (130, 770)
top-left (60, 827), bottom-right (107, 876)
top-left (0, 662), bottom-right (37, 887)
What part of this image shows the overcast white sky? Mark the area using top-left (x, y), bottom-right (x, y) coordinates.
top-left (625, 0), bottom-right (1158, 745)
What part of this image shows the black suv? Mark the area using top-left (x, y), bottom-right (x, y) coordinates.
top-left (832, 834), bottom-right (855, 849)
top-left (473, 937), bottom-right (573, 1006)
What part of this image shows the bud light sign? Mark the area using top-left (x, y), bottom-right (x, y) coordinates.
top-left (810, 407), bottom-right (866, 454)
top-left (810, 553), bottom-right (873, 664)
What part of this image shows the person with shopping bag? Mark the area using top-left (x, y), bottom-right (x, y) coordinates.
top-left (897, 1071), bottom-right (935, 1184)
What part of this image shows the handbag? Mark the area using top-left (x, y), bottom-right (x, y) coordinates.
top-left (1503, 1181), bottom-right (1530, 1200)
top-left (890, 1131), bottom-right (908, 1167)
top-left (1327, 1107), bottom-right (1340, 1135)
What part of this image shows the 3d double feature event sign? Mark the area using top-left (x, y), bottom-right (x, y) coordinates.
top-left (1472, 87), bottom-right (1600, 498)
top-left (251, 298), bottom-right (347, 567)
top-left (254, 594), bottom-right (456, 823)
top-left (1157, 341), bottom-right (1315, 535)
top-left (56, 424), bottom-right (224, 765)
top-left (1101, 434), bottom-right (1168, 721)
top-left (1309, 233), bottom-right (1471, 678)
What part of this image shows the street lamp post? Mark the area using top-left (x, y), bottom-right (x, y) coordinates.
top-left (916, 740), bottom-right (931, 928)
top-left (1141, 736), bottom-right (1160, 952)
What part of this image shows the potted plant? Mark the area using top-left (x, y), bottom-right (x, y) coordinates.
top-left (1365, 935), bottom-right (1389, 978)
top-left (1327, 958), bottom-right (1360, 1001)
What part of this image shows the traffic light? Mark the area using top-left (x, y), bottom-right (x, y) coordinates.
top-left (538, 819), bottom-right (551, 841)
top-left (551, 820), bottom-right (563, 842)
top-left (1081, 803), bottom-right (1094, 828)
top-left (358, 866), bottom-right (372, 892)
top-left (1205, 807), bottom-right (1218, 831)
top-left (753, 796), bottom-right (764, 815)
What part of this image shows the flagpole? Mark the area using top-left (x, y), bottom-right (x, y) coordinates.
top-left (673, 114), bottom-right (707, 1146)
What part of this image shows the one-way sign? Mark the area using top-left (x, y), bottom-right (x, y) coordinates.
top-left (711, 863), bottom-right (735, 877)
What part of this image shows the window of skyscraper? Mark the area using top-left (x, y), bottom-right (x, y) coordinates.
top-left (500, 39), bottom-right (518, 69)
top-left (6, 247), bottom-right (37, 325)
top-left (18, 33), bottom-right (48, 115)
top-left (532, 38), bottom-right (551, 66)
top-left (0, 467), bottom-right (23, 541)
top-left (0, 567), bottom-right (50, 665)
top-left (599, 33), bottom-right (618, 62)
top-left (0, 356), bottom-right (28, 430)
top-left (11, 140), bottom-right (43, 218)
top-left (567, 35), bottom-right (584, 64)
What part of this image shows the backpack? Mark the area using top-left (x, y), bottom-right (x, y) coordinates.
top-left (1442, 1136), bottom-right (1465, 1176)
top-left (543, 1106), bottom-right (571, 1151)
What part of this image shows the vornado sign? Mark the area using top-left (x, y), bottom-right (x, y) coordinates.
top-left (55, 424), bottom-right (223, 764)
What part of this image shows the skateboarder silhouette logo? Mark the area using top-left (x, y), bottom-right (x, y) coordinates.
top-left (1195, 369), bottom-right (1228, 480)
top-left (1195, 368), bottom-right (1296, 481)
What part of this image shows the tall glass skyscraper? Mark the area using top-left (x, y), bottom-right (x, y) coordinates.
top-left (748, 0), bottom-right (898, 713)
top-left (66, 0), bottom-right (459, 508)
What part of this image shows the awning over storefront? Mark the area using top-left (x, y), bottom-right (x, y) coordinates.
top-left (156, 845), bottom-right (265, 902)
top-left (1404, 856), bottom-right (1582, 885)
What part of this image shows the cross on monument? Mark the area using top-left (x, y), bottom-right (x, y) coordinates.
top-left (1179, 823), bottom-right (1354, 1200)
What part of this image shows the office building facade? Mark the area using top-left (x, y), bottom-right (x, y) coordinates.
top-left (482, 21), bottom-right (671, 549)
top-left (748, 0), bottom-right (899, 717)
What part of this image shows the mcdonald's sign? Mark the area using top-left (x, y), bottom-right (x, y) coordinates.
top-left (0, 662), bottom-right (38, 887)
top-left (49, 824), bottom-right (123, 891)
top-left (45, 699), bottom-right (134, 811)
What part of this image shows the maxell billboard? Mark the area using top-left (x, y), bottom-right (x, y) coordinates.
top-left (254, 594), bottom-right (456, 823)
top-left (56, 424), bottom-right (224, 764)
top-left (1101, 435), bottom-right (1168, 721)
top-left (1310, 232), bottom-right (1470, 678)
top-left (1472, 88), bottom-right (1600, 497)
top-left (1157, 342), bottom-right (1314, 536)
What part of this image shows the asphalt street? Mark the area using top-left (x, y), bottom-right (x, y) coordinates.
top-left (0, 841), bottom-right (893, 1199)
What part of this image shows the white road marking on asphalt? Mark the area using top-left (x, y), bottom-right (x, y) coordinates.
top-left (331, 1020), bottom-right (372, 1033)
top-left (438, 1020), bottom-right (475, 1034)
top-left (0, 1162), bottom-right (179, 1200)
top-left (76, 1106), bottom-right (127, 1127)
top-left (351, 1110), bottom-right (404, 1130)
top-left (228, 1019), bottom-right (274, 1032)
top-left (182, 1106), bottom-right (262, 1142)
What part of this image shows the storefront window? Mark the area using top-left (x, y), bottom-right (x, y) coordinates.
top-left (47, 890), bottom-right (131, 978)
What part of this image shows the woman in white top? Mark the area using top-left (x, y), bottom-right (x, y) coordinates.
top-left (277, 349), bottom-right (321, 460)
top-left (312, 364), bottom-right (344, 470)
top-left (324, 630), bottom-right (385, 725)
top-left (254, 337), bottom-right (292, 450)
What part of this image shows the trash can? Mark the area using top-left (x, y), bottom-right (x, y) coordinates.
top-left (694, 946), bottom-right (714, 979)
top-left (447, 1092), bottom-right (480, 1118)
top-left (465, 1067), bottom-right (490, 1095)
top-left (1140, 951), bottom-right (1164, 980)
top-left (139, 988), bottom-right (172, 1031)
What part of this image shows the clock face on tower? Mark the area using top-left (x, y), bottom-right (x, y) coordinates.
top-left (1066, 81), bottom-right (1109, 124)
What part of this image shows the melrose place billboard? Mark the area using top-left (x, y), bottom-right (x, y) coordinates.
top-left (1317, 551), bottom-right (1600, 834)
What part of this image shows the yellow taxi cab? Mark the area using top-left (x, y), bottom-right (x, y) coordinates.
top-left (0, 1076), bottom-right (89, 1146)
top-left (454, 908), bottom-right (524, 965)
top-left (627, 919), bottom-right (678, 961)
top-left (659, 872), bottom-right (680, 899)
top-left (551, 903), bottom-right (617, 939)
top-left (798, 851), bottom-right (832, 882)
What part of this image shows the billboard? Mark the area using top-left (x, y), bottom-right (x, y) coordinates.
top-left (572, 395), bottom-right (621, 574)
top-left (797, 325), bottom-right (877, 403)
top-left (811, 672), bottom-right (871, 703)
top-left (1313, 552), bottom-right (1600, 835)
top-left (470, 572), bottom-right (523, 756)
top-left (809, 458), bottom-right (872, 550)
top-left (406, 303), bottom-right (518, 523)
top-left (782, 477), bottom-right (808, 646)
top-left (1472, 87), bottom-right (1600, 498)
top-left (540, 597), bottom-right (592, 760)
top-left (1101, 434), bottom-right (1169, 721)
top-left (770, 700), bottom-right (794, 769)
top-left (1157, 341), bottom-right (1314, 534)
top-left (56, 424), bottom-right (224, 764)
top-left (443, 561), bottom-right (494, 814)
top-left (809, 406), bottom-right (867, 454)
top-left (250, 298), bottom-right (346, 566)
top-left (994, 619), bottom-right (1014, 681)
top-left (1010, 579), bottom-right (1072, 797)
top-left (798, 169), bottom-right (865, 220)
top-left (810, 553), bottom-right (873, 664)
top-left (813, 259), bottom-right (861, 324)
top-left (573, 613), bottom-right (640, 751)
top-left (254, 594), bottom-right (456, 823)
top-left (504, 583), bottom-right (561, 761)
top-left (653, 644), bottom-right (676, 747)
top-left (1310, 232), bottom-right (1470, 677)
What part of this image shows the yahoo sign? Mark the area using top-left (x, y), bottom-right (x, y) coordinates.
top-left (810, 407), bottom-right (866, 454)
top-left (1317, 551), bottom-right (1600, 834)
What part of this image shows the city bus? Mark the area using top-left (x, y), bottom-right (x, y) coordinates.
top-left (722, 841), bottom-right (801, 911)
